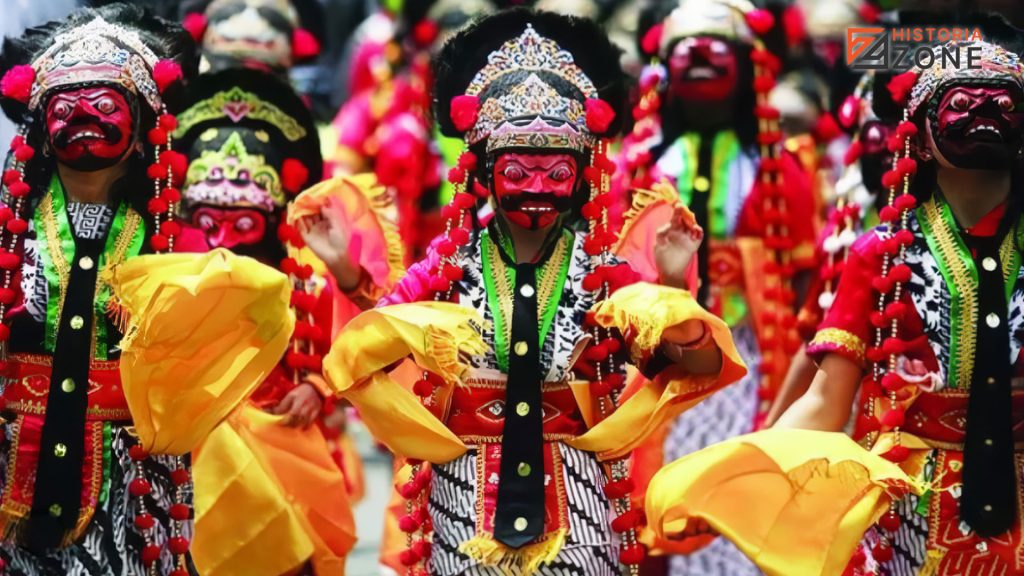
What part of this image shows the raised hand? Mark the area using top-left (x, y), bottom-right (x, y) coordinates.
top-left (296, 204), bottom-right (361, 291)
top-left (654, 204), bottom-right (704, 289)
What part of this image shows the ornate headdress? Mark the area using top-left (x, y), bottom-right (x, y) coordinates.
top-left (906, 40), bottom-right (1024, 117)
top-left (174, 68), bottom-right (321, 212)
top-left (0, 4), bottom-right (195, 253)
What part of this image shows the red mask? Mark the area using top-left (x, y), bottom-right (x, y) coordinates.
top-left (492, 152), bottom-right (578, 230)
top-left (192, 206), bottom-right (268, 249)
top-left (46, 86), bottom-right (134, 171)
top-left (931, 84), bottom-right (1024, 170)
top-left (667, 37), bottom-right (738, 102)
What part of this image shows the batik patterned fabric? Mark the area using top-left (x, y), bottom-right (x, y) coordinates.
top-left (808, 198), bottom-right (1024, 575)
top-left (0, 427), bottom-right (192, 576)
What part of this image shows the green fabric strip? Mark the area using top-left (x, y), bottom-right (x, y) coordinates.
top-left (36, 176), bottom-right (76, 352)
top-left (98, 423), bottom-right (112, 507)
top-left (481, 230), bottom-right (573, 372)
top-left (481, 231), bottom-right (511, 372)
top-left (93, 204), bottom-right (144, 360)
top-left (536, 230), bottom-right (573, 349)
top-left (675, 133), bottom-right (699, 205)
top-left (917, 200), bottom-right (976, 389)
top-left (708, 131), bottom-right (739, 239)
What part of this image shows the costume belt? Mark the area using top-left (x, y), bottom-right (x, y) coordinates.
top-left (901, 388), bottom-right (1024, 451)
top-left (1, 353), bottom-right (129, 421)
top-left (445, 378), bottom-right (586, 443)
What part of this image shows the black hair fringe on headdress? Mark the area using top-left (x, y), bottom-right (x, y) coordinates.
top-left (432, 7), bottom-right (629, 139)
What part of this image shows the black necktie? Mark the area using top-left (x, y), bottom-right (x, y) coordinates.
top-left (493, 263), bottom-right (545, 547)
top-left (960, 234), bottom-right (1016, 537)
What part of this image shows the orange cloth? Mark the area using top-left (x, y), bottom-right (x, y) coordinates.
top-left (645, 429), bottom-right (922, 576)
top-left (193, 406), bottom-right (356, 576)
top-left (107, 249), bottom-right (294, 455)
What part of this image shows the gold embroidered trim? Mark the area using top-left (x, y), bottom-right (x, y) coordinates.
top-left (457, 433), bottom-right (578, 444)
top-left (810, 328), bottom-right (866, 363)
top-left (39, 193), bottom-right (70, 333)
top-left (921, 199), bottom-right (977, 389)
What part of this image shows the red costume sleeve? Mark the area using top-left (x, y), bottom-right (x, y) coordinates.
top-left (806, 231), bottom-right (881, 367)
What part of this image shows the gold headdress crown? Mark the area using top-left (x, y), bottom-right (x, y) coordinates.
top-left (465, 25), bottom-right (598, 152)
top-left (173, 86), bottom-right (308, 142)
top-left (28, 16), bottom-right (163, 112)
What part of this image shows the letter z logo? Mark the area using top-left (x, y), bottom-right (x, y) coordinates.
top-left (846, 27), bottom-right (887, 70)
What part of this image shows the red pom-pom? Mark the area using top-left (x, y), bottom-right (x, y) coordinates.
top-left (881, 169), bottom-right (901, 190)
top-left (168, 536), bottom-right (190, 555)
top-left (0, 324), bottom-right (9, 343)
top-left (585, 99), bottom-right (616, 134)
top-left (611, 509), bottom-right (645, 532)
top-left (879, 510), bottom-right (901, 532)
top-left (457, 151), bottom-right (478, 171)
top-left (887, 71), bottom-right (919, 107)
top-left (452, 192), bottom-right (476, 210)
top-left (5, 218), bottom-right (26, 235)
top-left (281, 158), bottom-right (309, 194)
top-left (603, 478), bottom-right (635, 499)
top-left (158, 150), bottom-right (187, 186)
top-left (129, 445), bottom-right (149, 461)
top-left (896, 121), bottom-right (918, 140)
top-left (448, 166), bottom-right (467, 184)
top-left (0, 288), bottom-right (15, 305)
top-left (619, 543), bottom-right (646, 565)
top-left (449, 227), bottom-right (470, 246)
top-left (147, 197), bottom-right (169, 215)
top-left (753, 75), bottom-right (776, 93)
top-left (813, 113), bottom-right (841, 143)
top-left (129, 478), bottom-right (152, 497)
top-left (399, 548), bottom-right (422, 566)
top-left (13, 145), bottom-right (33, 162)
top-left (884, 301), bottom-right (907, 321)
top-left (2, 169), bottom-right (20, 185)
top-left (412, 19), bottom-right (439, 47)
top-left (135, 513), bottom-right (156, 530)
top-left (880, 373), bottom-right (905, 393)
top-left (171, 468), bottom-right (191, 485)
top-left (640, 23), bottom-right (664, 55)
top-left (163, 221), bottom-right (183, 240)
top-left (754, 105), bottom-right (780, 120)
top-left (412, 378), bottom-right (433, 397)
top-left (399, 514), bottom-right (421, 533)
top-left (889, 264), bottom-right (911, 283)
top-left (871, 275), bottom-right (894, 294)
top-left (182, 12), bottom-right (208, 43)
top-left (881, 337), bottom-right (906, 356)
top-left (7, 181), bottom-right (29, 198)
top-left (141, 544), bottom-right (162, 566)
top-left (746, 9), bottom-right (775, 35)
top-left (169, 503), bottom-right (191, 521)
top-left (292, 28), bottom-right (321, 59)
top-left (158, 114), bottom-right (178, 131)
top-left (153, 60), bottom-right (183, 94)
top-left (0, 251), bottom-right (20, 270)
top-left (412, 539), bottom-right (432, 560)
top-left (872, 541), bottom-right (894, 562)
top-left (897, 158), bottom-right (918, 177)
top-left (147, 163), bottom-right (165, 180)
top-left (442, 264), bottom-right (463, 282)
top-left (894, 194), bottom-right (917, 212)
top-left (450, 95), bottom-right (480, 132)
top-left (1, 65), bottom-right (35, 104)
top-left (147, 128), bottom-right (167, 146)
top-left (150, 233), bottom-right (170, 252)
top-left (428, 275), bottom-right (451, 293)
top-left (894, 229), bottom-right (914, 246)
top-left (879, 205), bottom-right (898, 223)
